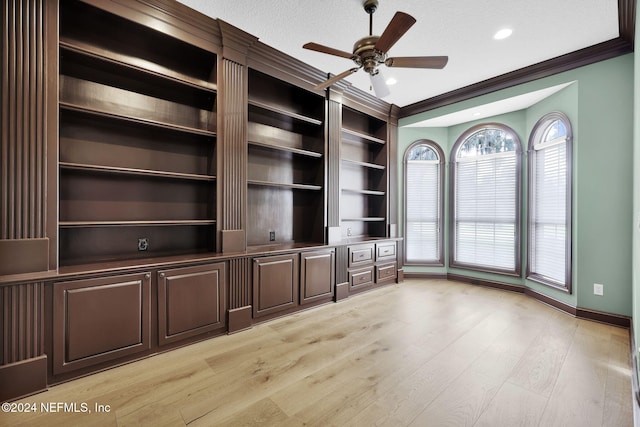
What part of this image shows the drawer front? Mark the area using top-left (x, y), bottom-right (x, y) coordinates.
top-left (376, 242), bottom-right (397, 262)
top-left (349, 266), bottom-right (374, 289)
top-left (376, 263), bottom-right (397, 283)
top-left (348, 245), bottom-right (374, 268)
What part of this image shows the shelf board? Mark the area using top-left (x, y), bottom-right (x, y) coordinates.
top-left (59, 162), bottom-right (216, 182)
top-left (341, 158), bottom-right (386, 170)
top-left (341, 217), bottom-right (386, 222)
top-left (248, 140), bottom-right (322, 158)
top-left (342, 127), bottom-right (386, 145)
top-left (248, 99), bottom-right (322, 126)
top-left (248, 180), bottom-right (322, 191)
top-left (59, 220), bottom-right (216, 228)
top-left (60, 102), bottom-right (216, 138)
top-left (60, 38), bottom-right (217, 93)
top-left (342, 188), bottom-right (386, 196)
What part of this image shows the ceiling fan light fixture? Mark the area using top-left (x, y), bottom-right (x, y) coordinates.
top-left (303, 3), bottom-right (449, 96)
top-left (494, 28), bottom-right (513, 40)
top-left (386, 77), bottom-right (397, 85)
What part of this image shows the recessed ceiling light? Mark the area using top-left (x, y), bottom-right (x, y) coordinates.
top-left (472, 112), bottom-right (482, 117)
top-left (494, 28), bottom-right (513, 40)
top-left (386, 77), bottom-right (397, 85)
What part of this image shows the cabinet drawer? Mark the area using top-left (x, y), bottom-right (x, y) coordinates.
top-left (348, 245), bottom-right (374, 267)
top-left (349, 266), bottom-right (374, 289)
top-left (376, 242), bottom-right (396, 261)
top-left (376, 263), bottom-right (397, 283)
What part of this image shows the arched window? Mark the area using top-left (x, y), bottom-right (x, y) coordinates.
top-left (527, 112), bottom-right (572, 291)
top-left (404, 140), bottom-right (445, 265)
top-left (450, 124), bottom-right (522, 275)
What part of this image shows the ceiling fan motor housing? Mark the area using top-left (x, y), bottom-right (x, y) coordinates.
top-left (353, 35), bottom-right (386, 75)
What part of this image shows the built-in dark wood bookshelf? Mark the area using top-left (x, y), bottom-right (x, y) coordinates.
top-left (246, 69), bottom-right (326, 247)
top-left (58, 0), bottom-right (218, 266)
top-left (340, 106), bottom-right (388, 239)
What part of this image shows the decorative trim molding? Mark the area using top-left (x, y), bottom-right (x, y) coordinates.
top-left (404, 272), bottom-right (447, 280)
top-left (575, 307), bottom-right (631, 328)
top-left (400, 34), bottom-right (634, 118)
top-left (630, 322), bottom-right (640, 423)
top-left (227, 306), bottom-right (252, 334)
top-left (335, 282), bottom-right (350, 301)
top-left (420, 274), bottom-right (633, 328)
top-left (0, 355), bottom-right (47, 403)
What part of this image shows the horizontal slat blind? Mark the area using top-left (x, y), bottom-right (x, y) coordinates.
top-left (531, 141), bottom-right (567, 283)
top-left (455, 152), bottom-right (516, 270)
top-left (406, 160), bottom-right (439, 262)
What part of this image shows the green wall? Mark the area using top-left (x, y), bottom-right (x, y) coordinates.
top-left (399, 53), bottom-right (634, 316)
top-left (633, 0), bottom-right (640, 368)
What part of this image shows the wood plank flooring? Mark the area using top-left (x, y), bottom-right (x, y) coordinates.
top-left (1, 279), bottom-right (633, 426)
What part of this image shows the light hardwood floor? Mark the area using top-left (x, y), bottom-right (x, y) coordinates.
top-left (1, 279), bottom-right (634, 426)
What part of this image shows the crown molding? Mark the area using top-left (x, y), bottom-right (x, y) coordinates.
top-left (399, 0), bottom-right (635, 118)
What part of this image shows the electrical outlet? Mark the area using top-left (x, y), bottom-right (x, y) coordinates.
top-left (269, 231), bottom-right (275, 241)
top-left (138, 237), bottom-right (149, 251)
top-left (593, 283), bottom-right (604, 296)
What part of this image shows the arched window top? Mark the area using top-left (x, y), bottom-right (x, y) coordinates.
top-left (406, 142), bottom-right (441, 162)
top-left (530, 112), bottom-right (572, 150)
top-left (542, 119), bottom-right (567, 143)
top-left (455, 126), bottom-right (519, 160)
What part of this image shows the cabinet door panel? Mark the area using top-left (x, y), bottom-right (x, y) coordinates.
top-left (53, 273), bottom-right (151, 375)
top-left (158, 262), bottom-right (226, 345)
top-left (301, 250), bottom-right (335, 304)
top-left (253, 254), bottom-right (298, 318)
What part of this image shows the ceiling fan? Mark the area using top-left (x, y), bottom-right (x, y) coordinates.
top-left (303, 0), bottom-right (448, 98)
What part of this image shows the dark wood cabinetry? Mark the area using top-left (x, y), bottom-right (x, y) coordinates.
top-left (247, 69), bottom-right (326, 247)
top-left (157, 263), bottom-right (226, 345)
top-left (0, 0), bottom-right (401, 402)
top-left (345, 240), bottom-right (399, 294)
top-left (58, 0), bottom-right (218, 266)
top-left (300, 249), bottom-right (336, 305)
top-left (340, 106), bottom-right (388, 240)
top-left (253, 253), bottom-right (299, 318)
top-left (53, 272), bottom-right (152, 375)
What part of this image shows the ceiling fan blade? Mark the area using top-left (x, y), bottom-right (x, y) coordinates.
top-left (370, 72), bottom-right (390, 98)
top-left (374, 11), bottom-right (416, 53)
top-left (315, 67), bottom-right (360, 90)
top-left (385, 56), bottom-right (449, 69)
top-left (303, 42), bottom-right (354, 59)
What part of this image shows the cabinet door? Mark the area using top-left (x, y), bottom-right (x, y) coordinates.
top-left (53, 273), bottom-right (151, 375)
top-left (157, 262), bottom-right (226, 345)
top-left (300, 249), bottom-right (335, 305)
top-left (253, 254), bottom-right (299, 318)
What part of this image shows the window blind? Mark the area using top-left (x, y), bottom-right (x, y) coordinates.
top-left (454, 152), bottom-right (517, 271)
top-left (531, 141), bottom-right (567, 283)
top-left (406, 159), bottom-right (440, 262)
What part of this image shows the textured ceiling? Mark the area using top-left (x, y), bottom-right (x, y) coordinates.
top-left (177, 0), bottom-right (619, 107)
